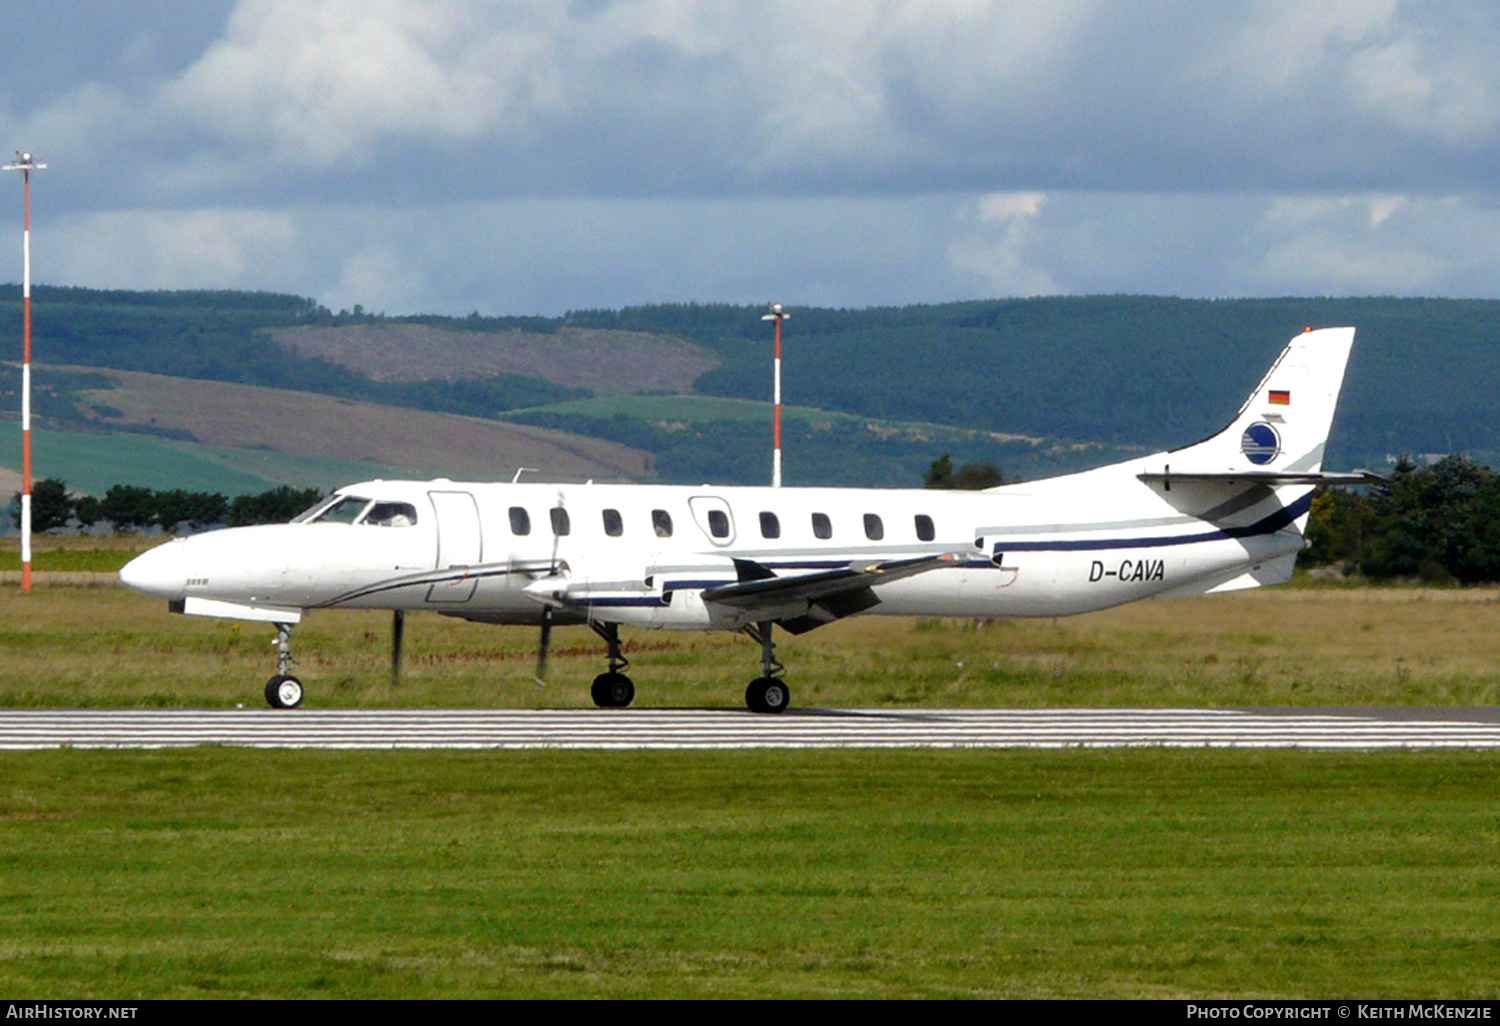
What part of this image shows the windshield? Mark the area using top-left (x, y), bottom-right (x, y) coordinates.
top-left (308, 496), bottom-right (373, 524)
top-left (290, 494), bottom-right (338, 523)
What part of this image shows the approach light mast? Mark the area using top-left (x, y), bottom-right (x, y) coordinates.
top-left (761, 302), bottom-right (789, 488)
top-left (3, 151), bottom-right (46, 591)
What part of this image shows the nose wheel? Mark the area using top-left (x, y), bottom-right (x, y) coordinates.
top-left (265, 673), bottom-right (304, 709)
top-left (264, 622), bottom-right (304, 709)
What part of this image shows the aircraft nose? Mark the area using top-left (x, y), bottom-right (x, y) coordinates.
top-left (119, 541), bottom-right (189, 600)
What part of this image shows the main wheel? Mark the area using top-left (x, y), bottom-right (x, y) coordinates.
top-left (265, 674), bottom-right (304, 709)
top-left (591, 672), bottom-right (635, 708)
top-left (745, 676), bottom-right (790, 714)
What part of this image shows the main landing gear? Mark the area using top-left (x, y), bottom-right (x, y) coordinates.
top-left (589, 622), bottom-right (635, 708)
top-left (585, 620), bottom-right (790, 713)
top-left (264, 622), bottom-right (305, 709)
top-left (742, 620), bottom-right (790, 714)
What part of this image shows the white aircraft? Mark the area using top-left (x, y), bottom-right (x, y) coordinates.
top-left (120, 326), bottom-right (1376, 713)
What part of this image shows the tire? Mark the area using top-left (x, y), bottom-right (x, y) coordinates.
top-left (746, 676), bottom-right (790, 714)
top-left (265, 674), bottom-right (304, 710)
top-left (591, 672), bottom-right (635, 709)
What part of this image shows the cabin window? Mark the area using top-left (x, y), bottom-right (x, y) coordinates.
top-left (915, 514), bottom-right (935, 542)
top-left (312, 496), bottom-right (371, 525)
top-left (707, 509), bottom-right (730, 539)
top-left (811, 512), bottom-right (832, 540)
top-left (550, 507), bottom-right (571, 536)
top-left (759, 511), bottom-right (781, 539)
top-left (864, 513), bottom-right (884, 541)
top-left (652, 509), bottom-right (673, 538)
top-left (363, 502), bottom-right (418, 527)
top-left (509, 507), bottom-right (531, 536)
top-left (602, 508), bottom-right (623, 537)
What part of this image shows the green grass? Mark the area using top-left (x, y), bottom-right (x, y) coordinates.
top-left (0, 548), bottom-right (137, 572)
top-left (1, 579), bottom-right (1497, 997)
top-left (503, 393), bottom-right (871, 424)
top-left (501, 391), bottom-right (1053, 443)
top-left (2, 580), bottom-right (1497, 710)
top-left (0, 748), bottom-right (1494, 998)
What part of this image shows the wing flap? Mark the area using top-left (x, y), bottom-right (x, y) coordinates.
top-left (700, 551), bottom-right (964, 617)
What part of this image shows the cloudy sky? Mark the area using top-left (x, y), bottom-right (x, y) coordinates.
top-left (3, 0), bottom-right (1499, 315)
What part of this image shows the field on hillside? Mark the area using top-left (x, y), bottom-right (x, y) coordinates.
top-left (269, 322), bottom-right (720, 393)
top-left (45, 366), bottom-right (654, 485)
top-left (1, 571), bottom-right (1495, 709)
top-left (0, 419), bottom-right (415, 498)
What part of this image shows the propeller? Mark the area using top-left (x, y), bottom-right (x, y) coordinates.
top-left (391, 609), bottom-right (405, 686)
top-left (535, 605), bottom-right (553, 683)
top-left (534, 489), bottom-right (566, 684)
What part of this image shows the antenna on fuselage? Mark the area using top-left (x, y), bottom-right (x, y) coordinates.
top-left (512, 467), bottom-right (537, 483)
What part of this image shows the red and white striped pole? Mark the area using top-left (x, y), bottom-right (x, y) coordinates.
top-left (4, 152), bottom-right (45, 592)
top-left (761, 302), bottom-right (788, 488)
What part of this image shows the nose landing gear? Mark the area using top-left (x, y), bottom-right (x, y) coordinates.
top-left (264, 622), bottom-right (304, 709)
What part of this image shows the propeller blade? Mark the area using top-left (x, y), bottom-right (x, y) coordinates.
top-left (535, 606), bottom-right (553, 682)
top-left (391, 609), bottom-right (405, 685)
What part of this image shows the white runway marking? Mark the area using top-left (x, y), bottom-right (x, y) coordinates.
top-left (1, 707), bottom-right (1498, 750)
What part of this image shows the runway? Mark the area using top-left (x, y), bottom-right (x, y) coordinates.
top-left (1, 706), bottom-right (1499, 750)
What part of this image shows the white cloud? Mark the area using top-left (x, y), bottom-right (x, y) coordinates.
top-left (161, 0), bottom-right (562, 167)
top-left (950, 191), bottom-right (1057, 296)
top-left (1256, 231), bottom-right (1447, 293)
top-left (8, 2), bottom-right (1500, 314)
top-left (43, 208), bottom-right (301, 290)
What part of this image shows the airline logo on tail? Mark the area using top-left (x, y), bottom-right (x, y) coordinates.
top-left (1240, 422), bottom-right (1281, 465)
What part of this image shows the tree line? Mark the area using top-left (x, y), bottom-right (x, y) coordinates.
top-left (11, 456), bottom-right (1500, 586)
top-left (9, 480), bottom-right (324, 534)
top-left (1304, 455), bottom-right (1500, 583)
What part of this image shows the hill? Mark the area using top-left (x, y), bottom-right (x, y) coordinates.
top-left (0, 368), bottom-right (654, 496)
top-left (268, 323), bottom-right (718, 393)
top-left (2, 288), bottom-right (1498, 488)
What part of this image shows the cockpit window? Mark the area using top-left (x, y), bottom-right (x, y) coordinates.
top-left (308, 496), bottom-right (372, 524)
top-left (362, 502), bottom-right (418, 527)
top-left (291, 494), bottom-right (338, 523)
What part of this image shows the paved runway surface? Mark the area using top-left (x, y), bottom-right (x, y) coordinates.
top-left (2, 707), bottom-right (1499, 750)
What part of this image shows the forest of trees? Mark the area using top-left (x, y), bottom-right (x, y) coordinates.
top-left (7, 287), bottom-right (1500, 475)
top-left (1304, 455), bottom-right (1500, 583)
top-left (9, 480), bottom-right (323, 534)
top-left (14, 455), bottom-right (1500, 585)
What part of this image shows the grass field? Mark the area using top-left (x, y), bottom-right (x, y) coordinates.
top-left (0, 574), bottom-right (1497, 997)
top-left (0, 747), bottom-right (1495, 998)
top-left (0, 568), bottom-right (1495, 709)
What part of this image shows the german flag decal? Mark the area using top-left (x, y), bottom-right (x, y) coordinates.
top-left (1268, 389), bottom-right (1290, 405)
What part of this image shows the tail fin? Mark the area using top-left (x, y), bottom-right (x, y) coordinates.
top-left (1168, 326), bottom-right (1355, 475)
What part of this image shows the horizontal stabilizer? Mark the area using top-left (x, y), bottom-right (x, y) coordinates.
top-left (1138, 469), bottom-right (1386, 488)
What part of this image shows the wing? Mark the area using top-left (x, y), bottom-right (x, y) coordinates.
top-left (700, 551), bottom-right (965, 634)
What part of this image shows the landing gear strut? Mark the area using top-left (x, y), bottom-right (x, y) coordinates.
top-left (743, 620), bottom-right (790, 714)
top-left (264, 622), bottom-right (304, 709)
top-left (589, 622), bottom-right (635, 708)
